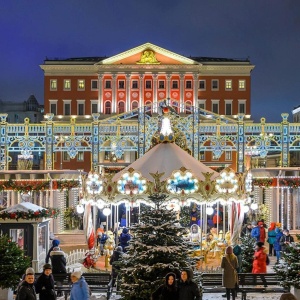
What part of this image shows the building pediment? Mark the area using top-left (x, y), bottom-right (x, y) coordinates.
top-left (99, 42), bottom-right (198, 65)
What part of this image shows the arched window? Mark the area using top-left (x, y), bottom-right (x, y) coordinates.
top-left (132, 101), bottom-right (139, 110)
top-left (105, 101), bottom-right (111, 114)
top-left (185, 101), bottom-right (192, 114)
top-left (118, 101), bottom-right (125, 114)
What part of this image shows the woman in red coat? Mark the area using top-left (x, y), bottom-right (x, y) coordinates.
top-left (252, 242), bottom-right (267, 273)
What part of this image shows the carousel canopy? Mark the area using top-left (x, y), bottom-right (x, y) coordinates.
top-left (1, 202), bottom-right (45, 213)
top-left (113, 142), bottom-right (219, 182)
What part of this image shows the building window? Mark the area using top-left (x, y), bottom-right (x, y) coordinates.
top-left (77, 151), bottom-right (84, 162)
top-left (199, 151), bottom-right (205, 161)
top-left (225, 80), bottom-right (232, 91)
top-left (49, 101), bottom-right (57, 115)
top-left (91, 101), bottom-right (98, 114)
top-left (64, 102), bottom-right (71, 115)
top-left (158, 81), bottom-right (165, 89)
top-left (132, 101), bottom-right (139, 110)
top-left (172, 80), bottom-right (178, 89)
top-left (145, 80), bottom-right (152, 89)
top-left (50, 80), bottom-right (57, 91)
top-left (185, 101), bottom-right (192, 114)
top-left (198, 100), bottom-right (206, 110)
top-left (105, 101), bottom-right (111, 114)
top-left (118, 102), bottom-right (125, 114)
top-left (199, 80), bottom-right (206, 90)
top-left (212, 100), bottom-right (219, 114)
top-left (64, 79), bottom-right (71, 90)
top-left (77, 100), bottom-right (85, 115)
top-left (63, 151), bottom-right (70, 162)
top-left (118, 80), bottom-right (125, 89)
top-left (239, 80), bottom-right (246, 90)
top-left (91, 80), bottom-right (98, 90)
top-left (238, 100), bottom-right (246, 114)
top-left (78, 80), bottom-right (85, 90)
top-left (212, 154), bottom-right (219, 161)
top-left (225, 151), bottom-right (232, 161)
top-left (132, 80), bottom-right (138, 89)
top-left (225, 100), bottom-right (232, 115)
top-left (105, 80), bottom-right (111, 89)
top-left (185, 80), bottom-right (192, 89)
top-left (212, 80), bottom-right (219, 91)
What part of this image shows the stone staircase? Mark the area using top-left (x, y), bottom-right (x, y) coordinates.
top-left (54, 230), bottom-right (88, 253)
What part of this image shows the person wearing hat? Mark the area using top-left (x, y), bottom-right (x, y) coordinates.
top-left (250, 221), bottom-right (260, 242)
top-left (109, 246), bottom-right (123, 287)
top-left (16, 268), bottom-right (37, 300)
top-left (252, 242), bottom-right (267, 274)
top-left (35, 264), bottom-right (56, 300)
top-left (46, 240), bottom-right (60, 264)
top-left (70, 270), bottom-right (90, 300)
top-left (119, 228), bottom-right (131, 253)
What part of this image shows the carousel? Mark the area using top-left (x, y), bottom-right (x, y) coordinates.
top-left (77, 108), bottom-right (250, 265)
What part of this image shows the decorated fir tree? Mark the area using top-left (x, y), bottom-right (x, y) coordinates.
top-left (117, 193), bottom-right (198, 300)
top-left (274, 234), bottom-right (300, 289)
top-left (239, 235), bottom-right (256, 272)
top-left (0, 235), bottom-right (31, 289)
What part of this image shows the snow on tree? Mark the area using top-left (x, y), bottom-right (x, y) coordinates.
top-left (117, 193), bottom-right (199, 300)
top-left (274, 234), bottom-right (300, 289)
top-left (240, 235), bottom-right (256, 272)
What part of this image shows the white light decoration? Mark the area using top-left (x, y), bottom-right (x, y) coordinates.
top-left (206, 206), bottom-right (214, 215)
top-left (245, 172), bottom-right (253, 193)
top-left (117, 170), bottom-right (146, 195)
top-left (251, 202), bottom-right (258, 210)
top-left (96, 199), bottom-right (105, 209)
top-left (160, 114), bottom-right (173, 136)
top-left (103, 207), bottom-right (112, 216)
top-left (166, 170), bottom-right (198, 195)
top-left (86, 172), bottom-right (103, 195)
top-left (76, 204), bottom-right (84, 214)
top-left (243, 205), bottom-right (250, 213)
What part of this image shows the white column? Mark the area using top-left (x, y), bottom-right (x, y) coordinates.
top-left (166, 74), bottom-right (171, 99)
top-left (98, 74), bottom-right (103, 113)
top-left (126, 73), bottom-right (131, 112)
top-left (180, 74), bottom-right (184, 113)
top-left (139, 74), bottom-right (144, 107)
top-left (193, 73), bottom-right (198, 107)
top-left (112, 74), bottom-right (117, 113)
top-left (153, 74), bottom-right (158, 112)
top-left (32, 223), bottom-right (39, 272)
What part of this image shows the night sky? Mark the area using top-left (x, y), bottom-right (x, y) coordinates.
top-left (1, 1), bottom-right (299, 123)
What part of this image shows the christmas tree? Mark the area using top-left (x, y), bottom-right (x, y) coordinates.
top-left (117, 193), bottom-right (199, 300)
top-left (239, 235), bottom-right (256, 272)
top-left (0, 235), bottom-right (31, 289)
top-left (274, 234), bottom-right (300, 289)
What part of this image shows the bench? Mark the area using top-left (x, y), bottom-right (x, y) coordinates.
top-left (35, 272), bottom-right (113, 300)
top-left (238, 273), bottom-right (289, 300)
top-left (200, 272), bottom-right (289, 300)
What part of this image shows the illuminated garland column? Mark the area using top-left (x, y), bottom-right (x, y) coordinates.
top-left (91, 113), bottom-right (100, 171)
top-left (112, 74), bottom-right (117, 113)
top-left (179, 74), bottom-right (184, 113)
top-left (281, 187), bottom-right (284, 228)
top-left (281, 113), bottom-right (289, 167)
top-left (139, 74), bottom-right (144, 107)
top-left (0, 114), bottom-right (8, 170)
top-left (237, 114), bottom-right (245, 173)
top-left (193, 73), bottom-right (198, 107)
top-left (287, 188), bottom-right (291, 230)
top-left (166, 73), bottom-right (171, 100)
top-left (153, 74), bottom-right (158, 113)
top-left (265, 187), bottom-right (272, 225)
top-left (98, 74), bottom-right (103, 113)
top-left (45, 113), bottom-right (54, 170)
top-left (126, 73), bottom-right (131, 112)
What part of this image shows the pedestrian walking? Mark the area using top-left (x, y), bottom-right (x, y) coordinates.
top-left (279, 229), bottom-right (294, 253)
top-left (250, 221), bottom-right (260, 242)
top-left (178, 269), bottom-right (200, 300)
top-left (274, 227), bottom-right (283, 263)
top-left (70, 271), bottom-right (90, 300)
top-left (46, 240), bottom-right (60, 264)
top-left (119, 228), bottom-right (131, 253)
top-left (109, 246), bottom-right (123, 287)
top-left (151, 272), bottom-right (178, 300)
top-left (252, 242), bottom-right (267, 274)
top-left (35, 264), bottom-right (56, 300)
top-left (16, 269), bottom-right (37, 300)
top-left (221, 246), bottom-right (238, 300)
top-left (267, 222), bottom-right (277, 256)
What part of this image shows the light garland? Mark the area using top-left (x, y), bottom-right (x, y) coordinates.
top-left (215, 170), bottom-right (238, 194)
top-left (166, 171), bottom-right (198, 194)
top-left (117, 171), bottom-right (147, 195)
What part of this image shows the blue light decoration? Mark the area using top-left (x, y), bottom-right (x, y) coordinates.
top-left (86, 172), bottom-right (103, 195)
top-left (117, 170), bottom-right (147, 196)
top-left (166, 170), bottom-right (198, 194)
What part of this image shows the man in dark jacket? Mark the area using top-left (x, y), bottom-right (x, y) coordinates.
top-left (17, 271), bottom-right (37, 300)
top-left (46, 240), bottom-right (60, 264)
top-left (178, 269), bottom-right (200, 300)
top-left (119, 228), bottom-right (131, 253)
top-left (280, 229), bottom-right (294, 252)
top-left (109, 246), bottom-right (123, 287)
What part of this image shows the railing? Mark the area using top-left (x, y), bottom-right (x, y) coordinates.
top-left (65, 248), bottom-right (86, 272)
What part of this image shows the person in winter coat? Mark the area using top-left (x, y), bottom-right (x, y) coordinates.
top-left (233, 244), bottom-right (242, 273)
top-left (109, 246), bottom-right (123, 287)
top-left (50, 247), bottom-right (67, 274)
top-left (241, 223), bottom-right (252, 237)
top-left (258, 221), bottom-right (266, 243)
top-left (97, 232), bottom-right (108, 255)
top-left (151, 272), bottom-right (178, 300)
top-left (280, 229), bottom-right (294, 253)
top-left (178, 269), bottom-right (200, 300)
top-left (267, 222), bottom-right (277, 256)
top-left (16, 270), bottom-right (37, 300)
top-left (252, 242), bottom-right (267, 274)
top-left (35, 264), bottom-right (56, 300)
top-left (274, 227), bottom-right (283, 263)
top-left (119, 228), bottom-right (131, 253)
top-left (70, 271), bottom-right (90, 300)
top-left (250, 221), bottom-right (260, 242)
top-left (221, 246), bottom-right (238, 300)
top-left (46, 240), bottom-right (60, 263)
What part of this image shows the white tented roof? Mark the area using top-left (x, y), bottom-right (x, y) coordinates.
top-left (113, 142), bottom-right (219, 182)
top-left (1, 202), bottom-right (45, 213)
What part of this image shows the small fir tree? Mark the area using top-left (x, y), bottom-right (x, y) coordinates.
top-left (117, 193), bottom-right (198, 300)
top-left (240, 235), bottom-right (256, 272)
top-left (0, 235), bottom-right (31, 289)
top-left (274, 234), bottom-right (300, 289)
